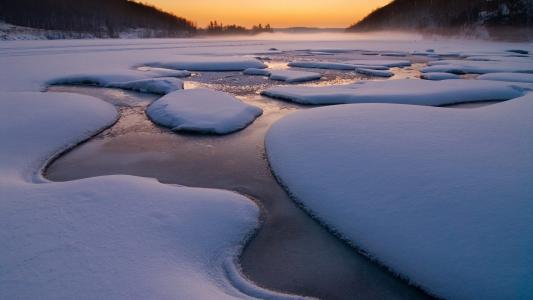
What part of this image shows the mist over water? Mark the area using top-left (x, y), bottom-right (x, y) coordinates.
top-left (200, 30), bottom-right (423, 41)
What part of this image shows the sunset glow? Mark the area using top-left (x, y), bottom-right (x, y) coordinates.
top-left (138, 0), bottom-right (393, 28)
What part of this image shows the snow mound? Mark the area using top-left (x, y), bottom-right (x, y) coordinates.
top-left (420, 72), bottom-right (461, 80)
top-left (0, 92), bottom-right (306, 300)
top-left (243, 68), bottom-right (322, 83)
top-left (146, 55), bottom-right (267, 71)
top-left (269, 70), bottom-right (322, 83)
top-left (107, 77), bottom-right (184, 95)
top-left (355, 68), bottom-right (393, 78)
top-left (243, 68), bottom-right (271, 76)
top-left (147, 89), bottom-right (263, 134)
top-left (478, 72), bottom-right (533, 83)
top-left (47, 72), bottom-right (144, 87)
top-left (265, 93), bottom-right (533, 300)
top-left (287, 61), bottom-right (357, 70)
top-left (422, 60), bottom-right (533, 74)
top-left (345, 59), bottom-right (411, 67)
top-left (137, 66), bottom-right (191, 78)
top-left (381, 51), bottom-right (409, 57)
top-left (261, 79), bottom-right (525, 105)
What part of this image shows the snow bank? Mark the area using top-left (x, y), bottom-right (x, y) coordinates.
top-left (48, 73), bottom-right (183, 95)
top-left (355, 68), bottom-right (393, 78)
top-left (420, 72), bottom-right (460, 80)
top-left (381, 51), bottom-right (409, 57)
top-left (47, 72), bottom-right (145, 87)
top-left (269, 70), bottom-right (322, 83)
top-left (137, 66), bottom-right (191, 78)
top-left (261, 79), bottom-right (525, 105)
top-left (243, 68), bottom-right (271, 76)
top-left (147, 89), bottom-right (263, 134)
top-left (107, 77), bottom-right (184, 94)
top-left (478, 72), bottom-right (533, 83)
top-left (345, 59), bottom-right (411, 67)
top-left (146, 55), bottom-right (267, 71)
top-left (243, 68), bottom-right (322, 83)
top-left (422, 60), bottom-right (533, 74)
top-left (288, 61), bottom-right (357, 70)
top-left (0, 92), bottom-right (306, 300)
top-left (265, 93), bottom-right (533, 300)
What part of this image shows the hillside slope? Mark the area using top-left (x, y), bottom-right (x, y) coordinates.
top-left (0, 0), bottom-right (196, 38)
top-left (348, 0), bottom-right (533, 40)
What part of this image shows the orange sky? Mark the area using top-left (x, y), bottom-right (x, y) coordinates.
top-left (138, 0), bottom-right (392, 28)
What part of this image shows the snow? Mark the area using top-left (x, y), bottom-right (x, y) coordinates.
top-left (287, 61), bottom-right (357, 70)
top-left (107, 77), bottom-right (184, 94)
top-left (1, 36), bottom-right (532, 299)
top-left (265, 93), bottom-right (533, 300)
top-left (381, 51), bottom-right (409, 57)
top-left (137, 66), bottom-right (191, 78)
top-left (422, 60), bottom-right (533, 74)
top-left (478, 72), bottom-right (533, 83)
top-left (345, 59), bottom-right (411, 67)
top-left (243, 68), bottom-right (272, 76)
top-left (48, 73), bottom-right (183, 95)
top-left (269, 70), bottom-right (322, 83)
top-left (146, 88), bottom-right (263, 134)
top-left (47, 72), bottom-right (146, 88)
top-left (355, 68), bottom-right (393, 77)
top-left (146, 55), bottom-right (267, 71)
top-left (243, 68), bottom-right (322, 83)
top-left (0, 92), bottom-right (297, 299)
top-left (288, 61), bottom-right (389, 70)
top-left (420, 72), bottom-right (461, 80)
top-left (261, 79), bottom-right (525, 105)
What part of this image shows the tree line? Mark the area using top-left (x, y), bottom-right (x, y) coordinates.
top-left (204, 21), bottom-right (273, 35)
top-left (0, 0), bottom-right (197, 38)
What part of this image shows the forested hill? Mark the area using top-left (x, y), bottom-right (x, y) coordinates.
top-left (348, 0), bottom-right (533, 40)
top-left (0, 0), bottom-right (196, 38)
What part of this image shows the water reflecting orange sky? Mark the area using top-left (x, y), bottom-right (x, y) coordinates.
top-left (138, 0), bottom-right (392, 28)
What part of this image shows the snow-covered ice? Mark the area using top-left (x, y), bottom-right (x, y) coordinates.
top-left (48, 72), bottom-right (183, 95)
top-left (478, 72), bottom-right (533, 83)
top-left (243, 68), bottom-right (271, 76)
top-left (137, 66), bottom-right (191, 78)
top-left (420, 72), bottom-right (461, 80)
top-left (107, 77), bottom-right (184, 94)
top-left (287, 61), bottom-right (357, 70)
top-left (243, 68), bottom-right (322, 83)
top-left (269, 70), bottom-right (322, 83)
top-left (261, 79), bottom-right (525, 105)
top-left (146, 55), bottom-right (267, 71)
top-left (0, 92), bottom-right (298, 299)
top-left (147, 88), bottom-right (263, 134)
top-left (355, 68), bottom-right (393, 78)
top-left (422, 60), bottom-right (533, 74)
top-left (265, 93), bottom-right (533, 300)
top-left (345, 59), bottom-right (411, 67)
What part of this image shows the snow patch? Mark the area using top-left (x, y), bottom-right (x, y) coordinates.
top-left (147, 88), bottom-right (263, 134)
top-left (107, 77), bottom-right (183, 95)
top-left (420, 72), bottom-right (461, 80)
top-left (478, 73), bottom-right (533, 83)
top-left (355, 68), bottom-right (393, 78)
top-left (261, 79), bottom-right (524, 105)
top-left (265, 93), bottom-right (533, 300)
top-left (146, 56), bottom-right (267, 71)
top-left (422, 60), bottom-right (533, 74)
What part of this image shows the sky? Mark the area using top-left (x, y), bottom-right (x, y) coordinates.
top-left (138, 0), bottom-right (393, 28)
